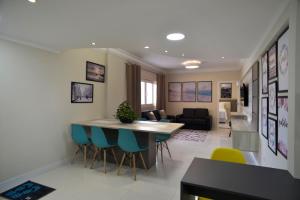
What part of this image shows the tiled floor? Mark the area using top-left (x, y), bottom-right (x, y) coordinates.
top-left (1, 129), bottom-right (238, 200)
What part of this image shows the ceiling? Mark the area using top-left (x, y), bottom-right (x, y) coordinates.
top-left (0, 0), bottom-right (288, 72)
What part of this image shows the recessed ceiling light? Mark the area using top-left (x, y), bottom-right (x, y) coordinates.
top-left (185, 65), bottom-right (199, 69)
top-left (27, 0), bottom-right (36, 3)
top-left (144, 46), bottom-right (150, 49)
top-left (182, 60), bottom-right (202, 65)
top-left (166, 33), bottom-right (185, 41)
top-left (164, 50), bottom-right (168, 53)
top-left (91, 42), bottom-right (96, 46)
top-left (221, 56), bottom-right (225, 59)
top-left (182, 53), bottom-right (185, 57)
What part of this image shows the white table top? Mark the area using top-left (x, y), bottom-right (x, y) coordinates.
top-left (73, 119), bottom-right (184, 134)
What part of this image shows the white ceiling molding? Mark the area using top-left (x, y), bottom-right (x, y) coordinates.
top-left (107, 48), bottom-right (166, 74)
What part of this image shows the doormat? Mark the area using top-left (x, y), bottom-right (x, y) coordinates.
top-left (0, 181), bottom-right (55, 200)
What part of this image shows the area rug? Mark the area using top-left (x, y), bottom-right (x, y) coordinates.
top-left (172, 129), bottom-right (208, 142)
top-left (0, 181), bottom-right (55, 200)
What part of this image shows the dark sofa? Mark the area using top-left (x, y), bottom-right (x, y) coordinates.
top-left (176, 108), bottom-right (212, 130)
top-left (141, 109), bottom-right (176, 122)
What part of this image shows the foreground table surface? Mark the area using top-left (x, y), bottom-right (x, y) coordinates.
top-left (181, 158), bottom-right (300, 200)
top-left (74, 119), bottom-right (184, 134)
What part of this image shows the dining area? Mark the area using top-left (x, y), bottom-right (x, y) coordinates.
top-left (70, 119), bottom-right (184, 180)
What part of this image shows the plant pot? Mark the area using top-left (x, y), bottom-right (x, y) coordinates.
top-left (119, 118), bottom-right (134, 124)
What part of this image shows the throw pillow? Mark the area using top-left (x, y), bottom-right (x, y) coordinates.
top-left (147, 111), bottom-right (157, 121)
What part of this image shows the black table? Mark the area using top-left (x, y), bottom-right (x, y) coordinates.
top-left (181, 158), bottom-right (300, 200)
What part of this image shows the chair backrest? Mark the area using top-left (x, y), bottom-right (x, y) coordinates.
top-left (71, 124), bottom-right (89, 145)
top-left (91, 127), bottom-right (109, 148)
top-left (211, 147), bottom-right (246, 164)
top-left (118, 129), bottom-right (140, 152)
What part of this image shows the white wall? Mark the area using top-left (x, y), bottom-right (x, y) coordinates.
top-left (0, 39), bottom-right (107, 181)
top-left (241, 0), bottom-right (300, 177)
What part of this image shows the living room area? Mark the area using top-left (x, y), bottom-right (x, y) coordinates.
top-left (1, 0), bottom-right (300, 200)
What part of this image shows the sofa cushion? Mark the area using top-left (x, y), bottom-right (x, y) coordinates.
top-left (194, 108), bottom-right (209, 118)
top-left (147, 111), bottom-right (157, 121)
top-left (183, 108), bottom-right (195, 118)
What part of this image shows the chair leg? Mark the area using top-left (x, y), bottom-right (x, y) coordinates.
top-left (117, 153), bottom-right (126, 175)
top-left (164, 141), bottom-right (172, 159)
top-left (103, 149), bottom-right (107, 173)
top-left (160, 143), bottom-right (164, 163)
top-left (111, 148), bottom-right (118, 165)
top-left (83, 145), bottom-right (87, 168)
top-left (133, 154), bottom-right (136, 181)
top-left (71, 145), bottom-right (81, 164)
top-left (90, 148), bottom-right (99, 169)
top-left (139, 152), bottom-right (148, 170)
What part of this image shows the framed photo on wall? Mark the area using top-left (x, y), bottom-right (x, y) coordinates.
top-left (278, 96), bottom-right (288, 158)
top-left (277, 29), bottom-right (289, 92)
top-left (261, 52), bottom-right (268, 94)
top-left (268, 82), bottom-right (277, 115)
top-left (86, 61), bottom-right (105, 83)
top-left (197, 81), bottom-right (212, 102)
top-left (71, 82), bottom-right (94, 103)
top-left (261, 97), bottom-right (268, 139)
top-left (182, 82), bottom-right (196, 102)
top-left (168, 82), bottom-right (182, 102)
top-left (220, 83), bottom-right (232, 98)
top-left (268, 43), bottom-right (277, 80)
top-left (268, 118), bottom-right (277, 155)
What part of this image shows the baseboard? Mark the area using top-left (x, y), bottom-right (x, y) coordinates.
top-left (0, 158), bottom-right (70, 192)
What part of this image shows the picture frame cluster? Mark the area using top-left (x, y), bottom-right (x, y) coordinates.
top-left (261, 27), bottom-right (288, 159)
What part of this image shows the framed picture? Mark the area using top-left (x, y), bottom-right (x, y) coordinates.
top-left (261, 52), bottom-right (268, 94)
top-left (268, 43), bottom-right (277, 80)
top-left (220, 83), bottom-right (232, 98)
top-left (268, 118), bottom-right (277, 155)
top-left (278, 29), bottom-right (289, 92)
top-left (86, 61), bottom-right (105, 83)
top-left (197, 81), bottom-right (212, 102)
top-left (182, 82), bottom-right (196, 102)
top-left (71, 82), bottom-right (93, 103)
top-left (278, 96), bottom-right (288, 158)
top-left (168, 82), bottom-right (182, 102)
top-left (261, 97), bottom-right (268, 139)
top-left (268, 82), bottom-right (277, 115)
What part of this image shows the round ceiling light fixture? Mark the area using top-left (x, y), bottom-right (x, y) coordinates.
top-left (164, 50), bottom-right (168, 53)
top-left (91, 42), bottom-right (96, 46)
top-left (27, 0), bottom-right (37, 3)
top-left (166, 33), bottom-right (185, 41)
top-left (144, 46), bottom-right (150, 49)
top-left (185, 65), bottom-right (199, 69)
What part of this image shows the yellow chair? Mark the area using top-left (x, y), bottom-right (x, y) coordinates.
top-left (198, 147), bottom-right (246, 200)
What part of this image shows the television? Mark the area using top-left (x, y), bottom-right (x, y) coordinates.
top-left (240, 84), bottom-right (249, 107)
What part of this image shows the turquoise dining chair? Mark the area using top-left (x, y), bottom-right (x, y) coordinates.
top-left (117, 128), bottom-right (148, 180)
top-left (71, 124), bottom-right (91, 167)
top-left (156, 118), bottom-right (172, 163)
top-left (90, 127), bottom-right (118, 173)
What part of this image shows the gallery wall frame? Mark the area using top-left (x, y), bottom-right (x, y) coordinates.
top-left (261, 52), bottom-right (269, 94)
top-left (168, 82), bottom-right (182, 102)
top-left (268, 117), bottom-right (278, 155)
top-left (197, 81), bottom-right (212, 103)
top-left (86, 61), bottom-right (105, 83)
top-left (277, 28), bottom-right (289, 93)
top-left (268, 81), bottom-right (277, 116)
top-left (181, 82), bottom-right (196, 102)
top-left (268, 42), bottom-right (278, 81)
top-left (261, 97), bottom-right (268, 139)
top-left (71, 82), bottom-right (94, 103)
top-left (277, 96), bottom-right (288, 159)
top-left (220, 83), bottom-right (232, 98)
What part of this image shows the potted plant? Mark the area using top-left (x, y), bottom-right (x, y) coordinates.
top-left (115, 101), bottom-right (137, 123)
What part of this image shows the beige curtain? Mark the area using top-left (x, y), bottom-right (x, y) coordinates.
top-left (126, 63), bottom-right (141, 116)
top-left (156, 73), bottom-right (166, 110)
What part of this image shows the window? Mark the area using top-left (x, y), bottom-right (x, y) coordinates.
top-left (141, 81), bottom-right (157, 105)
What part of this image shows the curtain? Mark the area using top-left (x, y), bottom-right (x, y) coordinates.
top-left (126, 63), bottom-right (141, 116)
top-left (156, 73), bottom-right (166, 110)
